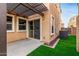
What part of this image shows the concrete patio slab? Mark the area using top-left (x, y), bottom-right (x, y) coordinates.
top-left (7, 39), bottom-right (43, 56)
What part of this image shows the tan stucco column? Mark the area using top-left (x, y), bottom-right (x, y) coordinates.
top-left (76, 3), bottom-right (79, 52)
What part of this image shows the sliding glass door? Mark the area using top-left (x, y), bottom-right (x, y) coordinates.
top-left (29, 19), bottom-right (40, 39)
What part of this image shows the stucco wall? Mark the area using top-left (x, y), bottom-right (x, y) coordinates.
top-left (42, 11), bottom-right (51, 42)
top-left (7, 32), bottom-right (26, 43)
top-left (7, 15), bottom-right (27, 43)
top-left (49, 3), bottom-right (61, 37)
top-left (41, 3), bottom-right (61, 42)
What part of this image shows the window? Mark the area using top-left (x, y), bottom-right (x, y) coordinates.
top-left (18, 18), bottom-right (26, 31)
top-left (51, 16), bottom-right (55, 35)
top-left (52, 17), bottom-right (54, 33)
top-left (52, 26), bottom-right (54, 33)
top-left (7, 15), bottom-right (14, 32)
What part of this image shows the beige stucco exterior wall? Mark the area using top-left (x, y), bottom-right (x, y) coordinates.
top-left (49, 3), bottom-right (61, 36)
top-left (7, 15), bottom-right (27, 43)
top-left (42, 11), bottom-right (51, 42)
top-left (7, 32), bottom-right (26, 42)
top-left (41, 3), bottom-right (61, 42)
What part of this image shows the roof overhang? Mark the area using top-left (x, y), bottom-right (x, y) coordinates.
top-left (7, 3), bottom-right (48, 18)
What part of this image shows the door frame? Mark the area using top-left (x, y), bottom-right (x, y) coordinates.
top-left (27, 16), bottom-right (42, 41)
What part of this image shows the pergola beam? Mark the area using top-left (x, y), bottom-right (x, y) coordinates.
top-left (20, 9), bottom-right (30, 16)
top-left (20, 4), bottom-right (41, 15)
top-left (28, 3), bottom-right (43, 14)
top-left (20, 3), bottom-right (44, 16)
top-left (8, 3), bottom-right (21, 13)
top-left (7, 3), bottom-right (28, 18)
top-left (31, 4), bottom-right (41, 8)
top-left (7, 12), bottom-right (28, 19)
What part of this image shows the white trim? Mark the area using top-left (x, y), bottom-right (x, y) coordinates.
top-left (7, 14), bottom-right (15, 32)
top-left (16, 16), bottom-right (27, 32)
top-left (53, 16), bottom-right (56, 36)
top-left (26, 20), bottom-right (29, 38)
top-left (28, 37), bottom-right (40, 40)
top-left (28, 16), bottom-right (40, 21)
top-left (52, 39), bottom-right (60, 48)
top-left (40, 16), bottom-right (43, 41)
top-left (43, 39), bottom-right (60, 48)
top-left (50, 33), bottom-right (54, 36)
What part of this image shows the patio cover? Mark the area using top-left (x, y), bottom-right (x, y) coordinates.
top-left (7, 3), bottom-right (48, 17)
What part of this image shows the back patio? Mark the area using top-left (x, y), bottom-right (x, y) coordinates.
top-left (7, 39), bottom-right (43, 56)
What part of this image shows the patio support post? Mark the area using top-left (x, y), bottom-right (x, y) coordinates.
top-left (0, 3), bottom-right (7, 56)
top-left (76, 3), bottom-right (79, 52)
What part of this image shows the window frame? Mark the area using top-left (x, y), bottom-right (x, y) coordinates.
top-left (7, 14), bottom-right (15, 32)
top-left (51, 15), bottom-right (55, 35)
top-left (17, 17), bottom-right (27, 32)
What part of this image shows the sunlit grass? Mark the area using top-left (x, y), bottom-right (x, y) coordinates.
top-left (27, 35), bottom-right (79, 56)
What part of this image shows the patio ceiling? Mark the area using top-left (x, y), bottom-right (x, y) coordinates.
top-left (7, 3), bottom-right (48, 18)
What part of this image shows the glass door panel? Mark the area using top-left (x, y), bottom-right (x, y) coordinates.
top-left (34, 19), bottom-right (40, 39)
top-left (29, 21), bottom-right (33, 38)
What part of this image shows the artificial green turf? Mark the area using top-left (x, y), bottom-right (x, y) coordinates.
top-left (27, 35), bottom-right (79, 56)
